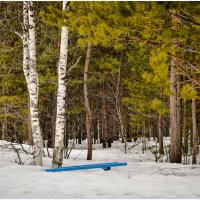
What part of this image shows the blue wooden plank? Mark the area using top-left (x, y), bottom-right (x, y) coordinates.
top-left (46, 163), bottom-right (126, 172)
top-left (45, 162), bottom-right (126, 172)
top-left (45, 162), bottom-right (127, 172)
top-left (46, 162), bottom-right (119, 172)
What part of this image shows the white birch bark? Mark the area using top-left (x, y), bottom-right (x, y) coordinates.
top-left (23, 2), bottom-right (30, 89)
top-left (27, 1), bottom-right (43, 166)
top-left (23, 1), bottom-right (33, 151)
top-left (52, 1), bottom-right (68, 167)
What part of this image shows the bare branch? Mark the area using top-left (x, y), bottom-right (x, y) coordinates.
top-left (67, 56), bottom-right (82, 74)
top-left (13, 30), bottom-right (23, 40)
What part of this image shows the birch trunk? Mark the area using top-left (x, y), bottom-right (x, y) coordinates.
top-left (23, 2), bottom-right (30, 90)
top-left (169, 58), bottom-right (182, 163)
top-left (84, 42), bottom-right (92, 160)
top-left (52, 1), bottom-right (68, 167)
top-left (27, 1), bottom-right (43, 166)
top-left (23, 2), bottom-right (32, 146)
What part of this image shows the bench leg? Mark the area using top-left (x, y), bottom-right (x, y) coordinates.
top-left (104, 167), bottom-right (111, 171)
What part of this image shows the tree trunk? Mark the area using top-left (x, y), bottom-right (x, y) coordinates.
top-left (27, 96), bottom-right (33, 145)
top-left (52, 1), bottom-right (68, 168)
top-left (84, 42), bottom-right (92, 160)
top-left (126, 114), bottom-right (131, 142)
top-left (2, 122), bottom-right (5, 140)
top-left (2, 105), bottom-right (7, 140)
top-left (78, 122), bottom-right (82, 144)
top-left (177, 75), bottom-right (182, 156)
top-left (93, 119), bottom-right (98, 144)
top-left (107, 114), bottom-right (113, 148)
top-left (23, 2), bottom-right (33, 146)
top-left (158, 114), bottom-right (164, 155)
top-left (101, 73), bottom-right (107, 148)
top-left (182, 100), bottom-right (188, 163)
top-left (169, 57), bottom-right (182, 163)
top-left (116, 55), bottom-right (128, 153)
top-left (22, 2), bottom-right (44, 166)
top-left (192, 95), bottom-right (197, 164)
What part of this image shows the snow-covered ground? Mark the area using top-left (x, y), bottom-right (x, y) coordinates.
top-left (0, 139), bottom-right (200, 199)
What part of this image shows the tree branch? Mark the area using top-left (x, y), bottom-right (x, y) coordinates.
top-left (13, 30), bottom-right (23, 40)
top-left (176, 64), bottom-right (200, 87)
top-left (167, 52), bottom-right (199, 66)
top-left (67, 56), bottom-right (82, 74)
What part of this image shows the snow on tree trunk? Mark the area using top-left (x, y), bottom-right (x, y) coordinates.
top-left (169, 57), bottom-right (181, 163)
top-left (52, 1), bottom-right (68, 168)
top-left (27, 1), bottom-right (43, 166)
top-left (84, 42), bottom-right (92, 160)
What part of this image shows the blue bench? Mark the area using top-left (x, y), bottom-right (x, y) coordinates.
top-left (45, 162), bottom-right (127, 172)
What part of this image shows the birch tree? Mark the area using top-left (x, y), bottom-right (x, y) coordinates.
top-left (52, 1), bottom-right (68, 168)
top-left (22, 1), bottom-right (43, 166)
top-left (23, 2), bottom-right (30, 89)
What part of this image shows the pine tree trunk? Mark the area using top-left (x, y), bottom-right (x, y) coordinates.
top-left (107, 113), bottom-right (113, 148)
top-left (52, 1), bottom-right (68, 168)
top-left (2, 122), bottom-right (5, 140)
top-left (22, 2), bottom-right (44, 166)
top-left (182, 100), bottom-right (188, 163)
top-left (158, 114), bottom-right (164, 155)
top-left (169, 58), bottom-right (182, 163)
top-left (126, 114), bottom-right (131, 142)
top-left (189, 129), bottom-right (193, 155)
top-left (101, 73), bottom-right (107, 148)
top-left (116, 57), bottom-right (127, 153)
top-left (177, 75), bottom-right (182, 156)
top-left (192, 95), bottom-right (197, 164)
top-left (84, 42), bottom-right (92, 160)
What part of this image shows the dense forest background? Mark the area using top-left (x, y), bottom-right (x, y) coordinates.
top-left (0, 1), bottom-right (200, 166)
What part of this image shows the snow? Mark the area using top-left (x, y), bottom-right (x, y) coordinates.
top-left (0, 139), bottom-right (200, 199)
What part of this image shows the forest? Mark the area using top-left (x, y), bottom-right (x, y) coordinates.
top-left (0, 1), bottom-right (200, 169)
